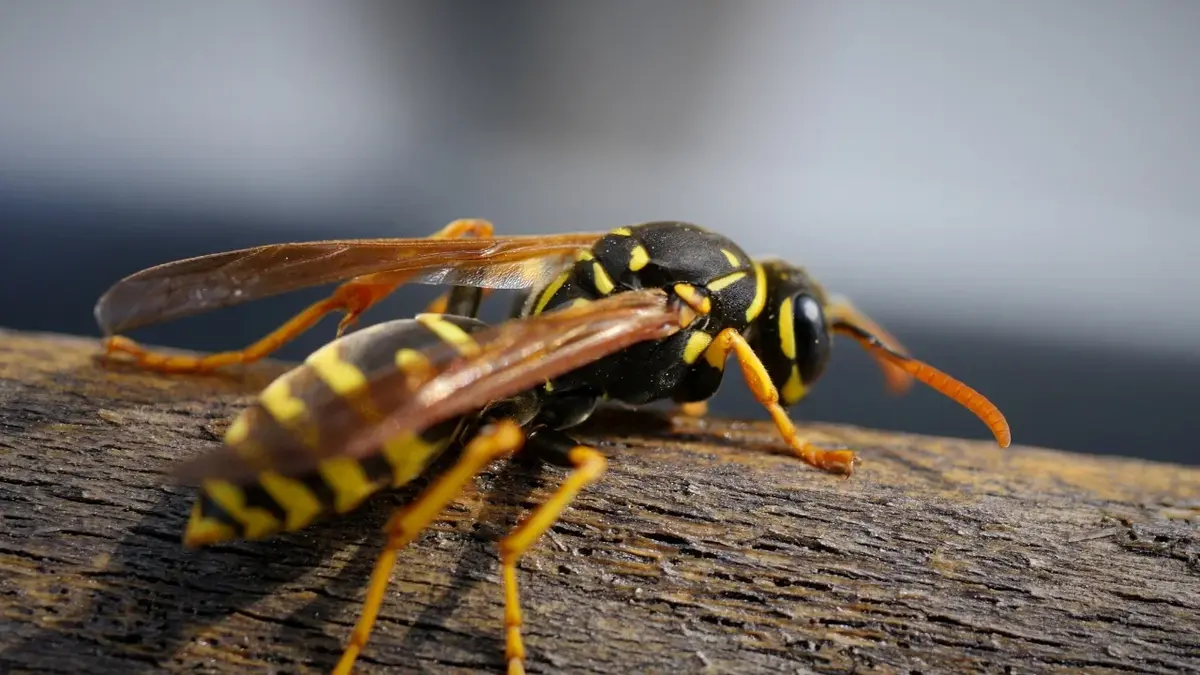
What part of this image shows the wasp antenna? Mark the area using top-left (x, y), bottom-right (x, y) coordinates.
top-left (833, 322), bottom-right (1011, 448)
top-left (825, 296), bottom-right (914, 395)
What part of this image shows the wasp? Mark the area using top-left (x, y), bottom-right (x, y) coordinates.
top-left (95, 219), bottom-right (1011, 674)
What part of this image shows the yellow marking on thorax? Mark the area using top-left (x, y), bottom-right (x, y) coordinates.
top-left (575, 250), bottom-right (595, 262)
top-left (706, 271), bottom-right (747, 292)
top-left (591, 262), bottom-right (615, 294)
top-left (628, 245), bottom-right (650, 271)
top-left (610, 226), bottom-right (633, 236)
top-left (306, 342), bottom-right (381, 421)
top-left (782, 366), bottom-right (807, 404)
top-left (683, 331), bottom-right (714, 365)
top-left (416, 314), bottom-right (481, 357)
top-left (182, 503), bottom-right (237, 548)
top-left (721, 248), bottom-right (740, 267)
top-left (673, 283), bottom-right (712, 315)
top-left (200, 479), bottom-right (281, 540)
top-left (258, 471), bottom-right (323, 531)
top-left (317, 456), bottom-right (380, 514)
top-left (746, 262), bottom-right (767, 322)
top-left (381, 430), bottom-right (454, 487)
top-left (534, 270), bottom-right (571, 315)
top-left (778, 299), bottom-right (797, 360)
top-left (703, 338), bottom-right (729, 370)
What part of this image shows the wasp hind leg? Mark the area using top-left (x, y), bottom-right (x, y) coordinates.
top-left (332, 419), bottom-right (524, 675)
top-left (499, 428), bottom-right (607, 675)
top-left (706, 328), bottom-right (857, 475)
top-left (104, 218), bottom-right (496, 373)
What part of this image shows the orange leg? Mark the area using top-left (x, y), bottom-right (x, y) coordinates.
top-left (824, 295), bottom-right (914, 395)
top-left (677, 401), bottom-right (709, 418)
top-left (705, 328), bottom-right (857, 475)
top-left (332, 419), bottom-right (525, 675)
top-left (499, 444), bottom-right (607, 675)
top-left (104, 219), bottom-right (495, 373)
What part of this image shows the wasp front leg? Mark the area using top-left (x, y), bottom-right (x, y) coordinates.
top-left (103, 219), bottom-right (496, 374)
top-left (705, 328), bottom-right (856, 475)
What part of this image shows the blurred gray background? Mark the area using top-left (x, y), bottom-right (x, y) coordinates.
top-left (1, 1), bottom-right (1197, 464)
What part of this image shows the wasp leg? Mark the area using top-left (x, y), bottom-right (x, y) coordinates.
top-left (677, 401), bottom-right (709, 417)
top-left (104, 219), bottom-right (496, 374)
top-left (332, 419), bottom-right (524, 675)
top-left (499, 429), bottom-right (607, 675)
top-left (706, 328), bottom-right (856, 475)
top-left (824, 295), bottom-right (913, 395)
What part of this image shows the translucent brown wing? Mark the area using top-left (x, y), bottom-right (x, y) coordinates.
top-left (95, 232), bottom-right (602, 334)
top-left (171, 289), bottom-right (689, 485)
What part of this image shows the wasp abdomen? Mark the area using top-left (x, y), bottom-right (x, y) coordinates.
top-left (183, 315), bottom-right (489, 547)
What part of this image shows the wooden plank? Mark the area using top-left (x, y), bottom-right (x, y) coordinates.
top-left (0, 328), bottom-right (1197, 674)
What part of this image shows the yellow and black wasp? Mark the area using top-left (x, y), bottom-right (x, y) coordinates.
top-left (95, 219), bottom-right (1011, 674)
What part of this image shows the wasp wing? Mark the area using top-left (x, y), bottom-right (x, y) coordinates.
top-left (172, 289), bottom-right (687, 485)
top-left (95, 232), bottom-right (602, 334)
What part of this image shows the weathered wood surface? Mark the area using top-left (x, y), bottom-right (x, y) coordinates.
top-left (0, 327), bottom-right (1197, 675)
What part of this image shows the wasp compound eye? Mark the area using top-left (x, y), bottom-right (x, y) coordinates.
top-left (792, 293), bottom-right (831, 385)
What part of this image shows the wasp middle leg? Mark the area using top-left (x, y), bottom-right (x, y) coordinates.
top-left (104, 219), bottom-right (496, 373)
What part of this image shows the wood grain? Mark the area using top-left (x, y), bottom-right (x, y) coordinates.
top-left (1, 328), bottom-right (1197, 674)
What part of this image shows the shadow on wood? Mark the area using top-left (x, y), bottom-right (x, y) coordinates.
top-left (1, 328), bottom-right (1197, 673)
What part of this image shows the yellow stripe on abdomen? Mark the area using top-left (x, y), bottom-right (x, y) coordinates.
top-left (259, 471), bottom-right (323, 532)
top-left (317, 456), bottom-right (380, 514)
top-left (305, 341), bottom-right (381, 421)
top-left (196, 479), bottom-right (281, 541)
top-left (182, 503), bottom-right (237, 548)
top-left (381, 429), bottom-right (456, 487)
top-left (258, 374), bottom-right (320, 449)
top-left (416, 314), bottom-right (482, 356)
